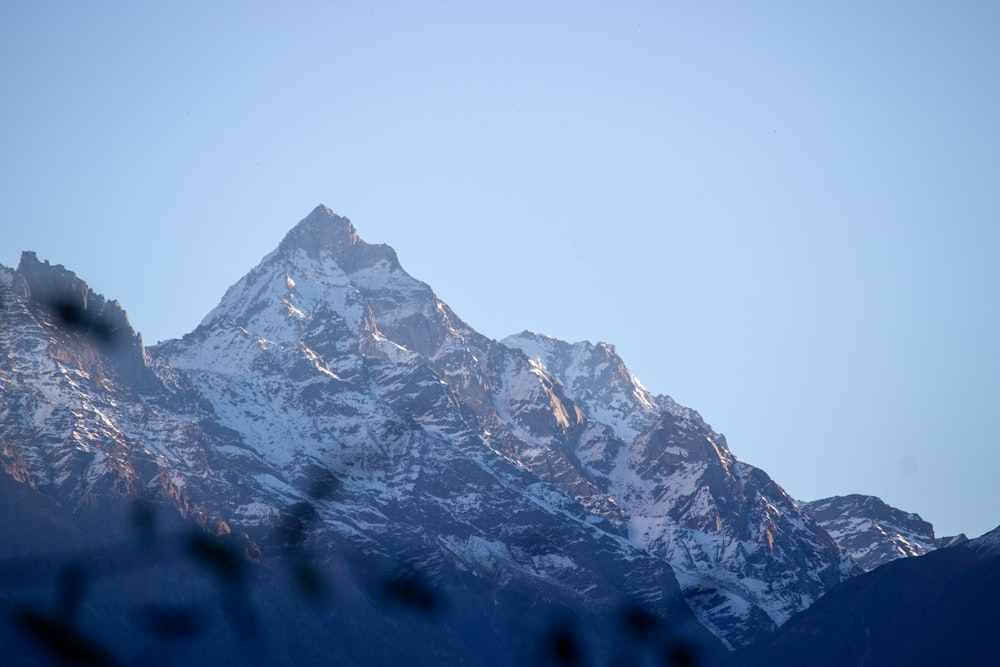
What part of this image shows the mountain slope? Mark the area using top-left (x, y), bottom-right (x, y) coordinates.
top-left (503, 331), bottom-right (856, 646)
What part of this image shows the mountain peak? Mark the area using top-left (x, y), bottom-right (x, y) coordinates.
top-left (279, 204), bottom-right (358, 252)
top-left (274, 204), bottom-right (400, 276)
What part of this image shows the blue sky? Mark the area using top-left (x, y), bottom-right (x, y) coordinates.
top-left (2, 2), bottom-right (998, 538)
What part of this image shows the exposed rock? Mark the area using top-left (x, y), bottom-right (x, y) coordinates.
top-left (802, 494), bottom-right (968, 572)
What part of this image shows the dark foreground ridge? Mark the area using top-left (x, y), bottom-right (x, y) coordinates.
top-left (723, 526), bottom-right (1000, 667)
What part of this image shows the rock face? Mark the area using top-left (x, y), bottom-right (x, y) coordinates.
top-left (1, 205), bottom-right (865, 661)
top-left (11, 251), bottom-right (157, 390)
top-left (802, 495), bottom-right (968, 572)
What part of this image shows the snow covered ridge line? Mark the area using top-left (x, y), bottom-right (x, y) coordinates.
top-left (1, 204), bottom-right (975, 656)
top-left (800, 495), bottom-right (968, 572)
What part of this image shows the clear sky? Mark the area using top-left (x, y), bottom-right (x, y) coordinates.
top-left (2, 2), bottom-right (998, 539)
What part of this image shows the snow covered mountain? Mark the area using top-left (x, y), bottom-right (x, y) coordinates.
top-left (2, 205), bottom-right (871, 660)
top-left (2, 224), bottom-right (720, 665)
top-left (154, 205), bottom-right (856, 645)
top-left (801, 495), bottom-right (967, 572)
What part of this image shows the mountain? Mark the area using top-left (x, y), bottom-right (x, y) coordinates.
top-left (1, 205), bottom-right (870, 662)
top-left (801, 495), bottom-right (968, 572)
top-left (152, 205), bottom-right (853, 646)
top-left (723, 525), bottom-right (1000, 667)
top-left (2, 218), bottom-right (724, 665)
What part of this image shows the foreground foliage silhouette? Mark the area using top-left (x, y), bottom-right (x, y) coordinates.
top-left (2, 492), bottom-right (712, 667)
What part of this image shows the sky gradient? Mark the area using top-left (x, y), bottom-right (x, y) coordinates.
top-left (2, 2), bottom-right (999, 538)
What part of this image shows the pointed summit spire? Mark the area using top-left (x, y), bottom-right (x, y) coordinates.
top-left (279, 204), bottom-right (359, 254)
top-left (275, 205), bottom-right (401, 274)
